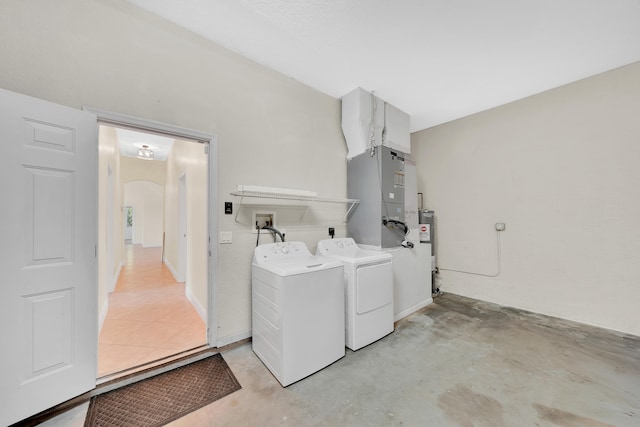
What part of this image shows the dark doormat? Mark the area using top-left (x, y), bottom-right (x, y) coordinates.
top-left (84, 354), bottom-right (241, 427)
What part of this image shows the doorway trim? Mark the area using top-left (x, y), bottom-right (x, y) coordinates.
top-left (84, 107), bottom-right (219, 347)
top-left (177, 173), bottom-right (187, 283)
top-left (106, 165), bottom-right (116, 293)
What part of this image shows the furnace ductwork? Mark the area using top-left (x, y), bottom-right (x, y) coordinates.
top-left (341, 87), bottom-right (410, 159)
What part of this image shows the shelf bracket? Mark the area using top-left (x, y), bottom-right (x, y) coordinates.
top-left (299, 205), bottom-right (311, 221)
top-left (233, 195), bottom-right (245, 222)
top-left (343, 200), bottom-right (359, 223)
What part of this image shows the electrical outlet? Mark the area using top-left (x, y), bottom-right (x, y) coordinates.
top-left (220, 231), bottom-right (232, 244)
top-left (495, 222), bottom-right (506, 231)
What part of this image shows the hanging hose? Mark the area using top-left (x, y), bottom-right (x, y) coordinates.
top-left (256, 223), bottom-right (285, 246)
top-left (382, 217), bottom-right (414, 248)
top-left (382, 217), bottom-right (408, 235)
top-left (262, 225), bottom-right (285, 243)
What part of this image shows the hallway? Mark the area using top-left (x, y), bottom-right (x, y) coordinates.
top-left (98, 244), bottom-right (207, 378)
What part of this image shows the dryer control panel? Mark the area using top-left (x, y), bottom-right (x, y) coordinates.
top-left (317, 238), bottom-right (393, 264)
top-left (319, 237), bottom-right (357, 255)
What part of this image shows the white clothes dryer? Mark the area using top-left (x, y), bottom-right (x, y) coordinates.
top-left (317, 238), bottom-right (393, 350)
top-left (252, 241), bottom-right (345, 386)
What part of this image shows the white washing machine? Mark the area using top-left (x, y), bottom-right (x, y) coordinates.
top-left (317, 238), bottom-right (394, 351)
top-left (252, 241), bottom-right (345, 386)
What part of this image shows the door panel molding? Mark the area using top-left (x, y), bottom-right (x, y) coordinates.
top-left (0, 88), bottom-right (97, 426)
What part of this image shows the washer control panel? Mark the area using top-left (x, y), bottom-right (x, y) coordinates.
top-left (254, 241), bottom-right (311, 261)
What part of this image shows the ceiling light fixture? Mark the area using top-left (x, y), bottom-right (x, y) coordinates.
top-left (137, 145), bottom-right (154, 160)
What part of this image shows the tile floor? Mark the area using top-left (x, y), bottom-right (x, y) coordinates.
top-left (97, 244), bottom-right (207, 378)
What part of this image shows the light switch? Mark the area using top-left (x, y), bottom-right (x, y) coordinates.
top-left (220, 231), bottom-right (232, 244)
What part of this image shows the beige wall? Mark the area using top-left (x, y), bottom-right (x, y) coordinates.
top-left (97, 125), bottom-right (123, 327)
top-left (164, 140), bottom-right (209, 317)
top-left (0, 0), bottom-right (348, 344)
top-left (2, 0), bottom-right (635, 342)
top-left (120, 156), bottom-right (167, 186)
top-left (411, 61), bottom-right (640, 336)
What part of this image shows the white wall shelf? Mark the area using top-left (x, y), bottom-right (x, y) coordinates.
top-left (230, 186), bottom-right (359, 223)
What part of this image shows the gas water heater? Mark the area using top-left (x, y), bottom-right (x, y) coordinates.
top-left (418, 209), bottom-right (436, 271)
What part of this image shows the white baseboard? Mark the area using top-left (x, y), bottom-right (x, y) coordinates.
top-left (216, 329), bottom-right (252, 348)
top-left (99, 299), bottom-right (109, 333)
top-left (163, 257), bottom-right (180, 282)
top-left (110, 261), bottom-right (123, 293)
top-left (394, 298), bottom-right (433, 322)
top-left (185, 285), bottom-right (207, 323)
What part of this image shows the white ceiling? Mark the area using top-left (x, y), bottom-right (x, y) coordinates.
top-left (127, 0), bottom-right (640, 132)
top-left (116, 127), bottom-right (175, 161)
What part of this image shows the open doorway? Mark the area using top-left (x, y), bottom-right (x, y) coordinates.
top-left (97, 123), bottom-right (211, 379)
top-left (124, 206), bottom-right (133, 243)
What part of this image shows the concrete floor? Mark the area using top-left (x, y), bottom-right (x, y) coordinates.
top-left (42, 293), bottom-right (640, 426)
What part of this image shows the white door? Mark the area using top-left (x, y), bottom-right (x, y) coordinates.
top-left (0, 88), bottom-right (97, 426)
